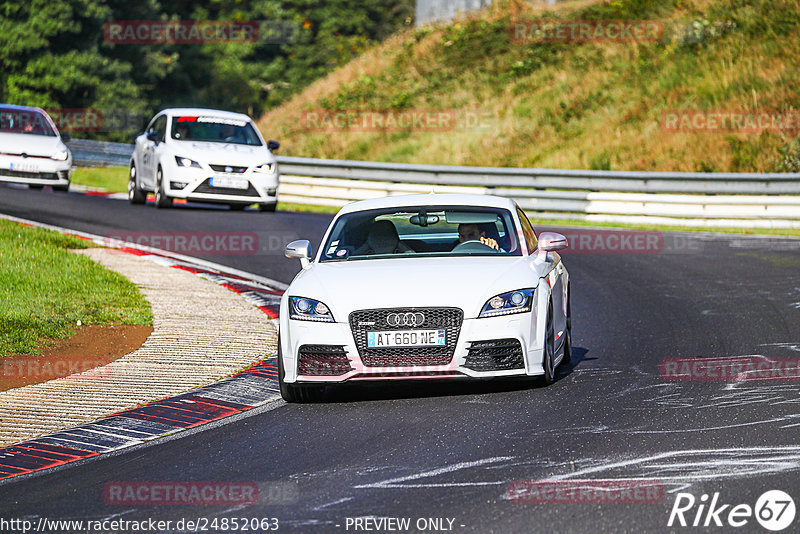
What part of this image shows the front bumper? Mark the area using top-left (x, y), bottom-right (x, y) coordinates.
top-left (165, 165), bottom-right (278, 205)
top-left (0, 155), bottom-right (71, 186)
top-left (281, 310), bottom-right (544, 384)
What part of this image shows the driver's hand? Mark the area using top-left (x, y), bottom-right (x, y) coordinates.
top-left (480, 237), bottom-right (499, 250)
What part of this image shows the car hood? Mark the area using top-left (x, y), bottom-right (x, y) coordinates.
top-left (288, 256), bottom-right (548, 320)
top-left (0, 133), bottom-right (68, 158)
top-left (170, 141), bottom-right (275, 166)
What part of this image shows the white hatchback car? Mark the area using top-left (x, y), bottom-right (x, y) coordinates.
top-left (0, 105), bottom-right (72, 191)
top-left (279, 193), bottom-right (571, 402)
top-left (129, 108), bottom-right (280, 211)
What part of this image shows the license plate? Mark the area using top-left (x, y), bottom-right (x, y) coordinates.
top-left (367, 329), bottom-right (446, 348)
top-left (210, 176), bottom-right (248, 189)
top-left (9, 162), bottom-right (39, 173)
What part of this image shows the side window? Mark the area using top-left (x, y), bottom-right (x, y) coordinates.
top-left (154, 115), bottom-right (167, 141)
top-left (146, 115), bottom-right (159, 133)
top-left (517, 208), bottom-right (538, 253)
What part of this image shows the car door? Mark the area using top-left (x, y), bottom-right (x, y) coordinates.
top-left (141, 114), bottom-right (166, 189)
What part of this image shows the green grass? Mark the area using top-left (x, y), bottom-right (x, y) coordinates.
top-left (0, 220), bottom-right (153, 356)
top-left (72, 166), bottom-right (128, 193)
top-left (259, 0), bottom-right (800, 173)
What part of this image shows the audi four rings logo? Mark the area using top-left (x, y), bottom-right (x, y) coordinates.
top-left (386, 312), bottom-right (425, 327)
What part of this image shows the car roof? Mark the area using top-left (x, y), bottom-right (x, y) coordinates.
top-left (337, 193), bottom-right (518, 215)
top-left (159, 108), bottom-right (253, 121)
top-left (0, 104), bottom-right (47, 113)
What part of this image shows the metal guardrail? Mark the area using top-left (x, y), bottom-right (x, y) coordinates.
top-left (67, 138), bottom-right (134, 167)
top-left (68, 139), bottom-right (800, 228)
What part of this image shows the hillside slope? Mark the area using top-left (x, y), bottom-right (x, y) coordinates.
top-left (258, 0), bottom-right (800, 173)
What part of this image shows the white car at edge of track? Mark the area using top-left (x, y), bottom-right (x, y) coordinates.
top-left (278, 193), bottom-right (571, 403)
top-left (129, 107), bottom-right (280, 211)
top-left (0, 104), bottom-right (72, 192)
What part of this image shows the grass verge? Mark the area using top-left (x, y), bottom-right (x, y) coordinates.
top-left (72, 166), bottom-right (128, 193)
top-left (0, 219), bottom-right (153, 356)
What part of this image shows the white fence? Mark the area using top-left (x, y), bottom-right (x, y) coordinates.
top-left (276, 156), bottom-right (800, 229)
top-left (68, 140), bottom-right (800, 228)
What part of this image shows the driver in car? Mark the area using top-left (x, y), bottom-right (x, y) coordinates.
top-left (457, 223), bottom-right (499, 250)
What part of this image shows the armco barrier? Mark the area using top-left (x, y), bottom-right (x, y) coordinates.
top-left (68, 139), bottom-right (800, 228)
top-left (67, 138), bottom-right (134, 167)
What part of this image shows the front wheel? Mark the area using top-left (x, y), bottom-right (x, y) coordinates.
top-left (28, 184), bottom-right (43, 190)
top-left (53, 183), bottom-right (69, 192)
top-left (258, 203), bottom-right (277, 213)
top-left (540, 303), bottom-right (556, 386)
top-left (128, 163), bottom-right (145, 204)
top-left (154, 167), bottom-right (172, 209)
top-left (562, 292), bottom-right (572, 365)
top-left (278, 339), bottom-right (325, 403)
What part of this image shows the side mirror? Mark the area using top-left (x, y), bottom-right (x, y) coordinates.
top-left (267, 139), bottom-right (280, 151)
top-left (285, 239), bottom-right (312, 268)
top-left (538, 232), bottom-right (568, 252)
top-left (61, 132), bottom-right (71, 142)
top-left (146, 131), bottom-right (160, 144)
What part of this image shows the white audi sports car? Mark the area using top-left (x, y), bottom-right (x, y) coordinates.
top-left (129, 108), bottom-right (280, 211)
top-left (0, 105), bottom-right (72, 191)
top-left (279, 193), bottom-right (571, 402)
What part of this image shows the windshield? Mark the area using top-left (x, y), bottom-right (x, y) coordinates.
top-left (0, 107), bottom-right (57, 136)
top-left (320, 205), bottom-right (521, 262)
top-left (170, 115), bottom-right (262, 146)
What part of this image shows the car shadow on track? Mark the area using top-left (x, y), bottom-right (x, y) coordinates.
top-left (317, 346), bottom-right (590, 403)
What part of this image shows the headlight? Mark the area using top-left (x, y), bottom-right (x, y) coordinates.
top-left (175, 156), bottom-right (202, 168)
top-left (254, 162), bottom-right (276, 174)
top-left (51, 150), bottom-right (69, 161)
top-left (479, 288), bottom-right (535, 318)
top-left (289, 296), bottom-right (334, 322)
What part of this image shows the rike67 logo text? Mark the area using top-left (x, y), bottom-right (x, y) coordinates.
top-left (668, 490), bottom-right (795, 531)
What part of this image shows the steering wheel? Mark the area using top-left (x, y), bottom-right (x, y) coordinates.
top-left (452, 240), bottom-right (499, 253)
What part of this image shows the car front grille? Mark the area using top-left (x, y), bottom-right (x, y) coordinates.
top-left (0, 169), bottom-right (59, 180)
top-left (349, 307), bottom-right (463, 367)
top-left (209, 164), bottom-right (248, 174)
top-left (193, 178), bottom-right (259, 197)
top-left (464, 339), bottom-right (524, 372)
top-left (298, 345), bottom-right (352, 376)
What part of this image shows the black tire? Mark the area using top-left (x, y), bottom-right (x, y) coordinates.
top-left (128, 163), bottom-right (146, 204)
top-left (154, 167), bottom-right (172, 209)
top-left (259, 203), bottom-right (277, 213)
top-left (28, 184), bottom-right (43, 190)
top-left (278, 339), bottom-right (325, 403)
top-left (229, 204), bottom-right (247, 211)
top-left (53, 183), bottom-right (69, 192)
top-left (541, 303), bottom-right (556, 386)
top-left (562, 292), bottom-right (572, 365)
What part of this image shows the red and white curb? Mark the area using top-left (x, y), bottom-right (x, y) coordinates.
top-left (0, 214), bottom-right (287, 483)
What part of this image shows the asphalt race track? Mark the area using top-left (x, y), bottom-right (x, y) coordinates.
top-left (2, 184), bottom-right (800, 533)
